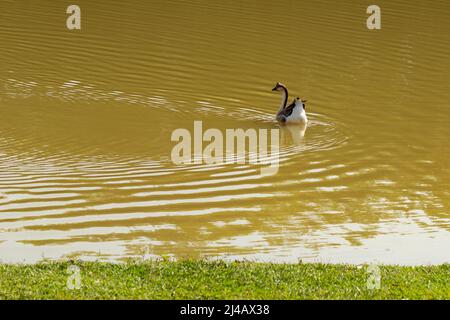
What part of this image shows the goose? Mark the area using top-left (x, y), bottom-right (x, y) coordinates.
top-left (272, 82), bottom-right (308, 124)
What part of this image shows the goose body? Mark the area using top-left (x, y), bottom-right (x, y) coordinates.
top-left (272, 82), bottom-right (308, 124)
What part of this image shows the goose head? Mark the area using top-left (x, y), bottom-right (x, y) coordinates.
top-left (272, 82), bottom-right (287, 92)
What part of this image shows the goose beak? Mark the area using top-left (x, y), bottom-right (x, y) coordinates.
top-left (271, 86), bottom-right (277, 91)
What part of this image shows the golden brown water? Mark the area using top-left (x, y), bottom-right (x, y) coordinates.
top-left (0, 0), bottom-right (449, 264)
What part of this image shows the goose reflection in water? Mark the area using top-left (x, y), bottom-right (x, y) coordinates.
top-left (280, 121), bottom-right (308, 145)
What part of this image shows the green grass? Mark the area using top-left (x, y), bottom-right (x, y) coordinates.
top-left (0, 260), bottom-right (448, 299)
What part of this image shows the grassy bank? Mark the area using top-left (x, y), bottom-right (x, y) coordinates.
top-left (0, 260), bottom-right (448, 299)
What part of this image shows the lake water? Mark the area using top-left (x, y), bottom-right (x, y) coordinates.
top-left (0, 0), bottom-right (449, 264)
